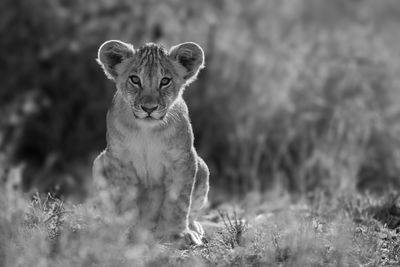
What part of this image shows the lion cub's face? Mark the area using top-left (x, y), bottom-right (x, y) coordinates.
top-left (97, 41), bottom-right (204, 123)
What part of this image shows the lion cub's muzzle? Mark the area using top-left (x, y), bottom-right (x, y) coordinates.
top-left (141, 103), bottom-right (159, 115)
top-left (133, 97), bottom-right (166, 121)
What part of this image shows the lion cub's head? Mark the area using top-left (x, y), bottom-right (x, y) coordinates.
top-left (97, 40), bottom-right (204, 122)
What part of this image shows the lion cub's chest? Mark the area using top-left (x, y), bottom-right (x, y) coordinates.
top-left (120, 132), bottom-right (178, 186)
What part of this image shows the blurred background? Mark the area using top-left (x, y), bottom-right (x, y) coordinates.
top-left (2, 0), bottom-right (400, 202)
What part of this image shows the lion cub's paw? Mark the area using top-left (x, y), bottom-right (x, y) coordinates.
top-left (172, 229), bottom-right (203, 248)
top-left (189, 220), bottom-right (204, 237)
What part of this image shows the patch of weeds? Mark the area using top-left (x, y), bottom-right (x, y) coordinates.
top-left (372, 193), bottom-right (400, 229)
top-left (338, 193), bottom-right (400, 266)
top-left (217, 210), bottom-right (247, 249)
top-left (340, 192), bottom-right (400, 229)
top-left (25, 193), bottom-right (68, 237)
top-left (24, 192), bottom-right (73, 256)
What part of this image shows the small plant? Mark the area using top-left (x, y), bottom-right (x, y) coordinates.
top-left (24, 192), bottom-right (73, 256)
top-left (217, 210), bottom-right (248, 249)
top-left (26, 193), bottom-right (65, 234)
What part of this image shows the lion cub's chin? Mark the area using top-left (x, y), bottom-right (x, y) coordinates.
top-left (133, 113), bottom-right (166, 127)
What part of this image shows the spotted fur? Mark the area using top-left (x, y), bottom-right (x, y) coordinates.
top-left (93, 40), bottom-right (209, 246)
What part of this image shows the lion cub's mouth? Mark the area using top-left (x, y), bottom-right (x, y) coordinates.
top-left (133, 112), bottom-right (166, 121)
top-left (144, 115), bottom-right (159, 121)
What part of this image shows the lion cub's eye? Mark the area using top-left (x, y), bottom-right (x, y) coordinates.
top-left (129, 75), bottom-right (141, 86)
top-left (160, 77), bottom-right (172, 88)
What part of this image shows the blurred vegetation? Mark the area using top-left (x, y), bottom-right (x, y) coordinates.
top-left (1, 0), bottom-right (400, 199)
top-left (2, 183), bottom-right (400, 266)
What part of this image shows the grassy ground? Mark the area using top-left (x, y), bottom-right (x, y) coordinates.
top-left (2, 187), bottom-right (400, 267)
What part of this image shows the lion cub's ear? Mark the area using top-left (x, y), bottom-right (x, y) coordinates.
top-left (97, 40), bottom-right (135, 80)
top-left (169, 42), bottom-right (204, 84)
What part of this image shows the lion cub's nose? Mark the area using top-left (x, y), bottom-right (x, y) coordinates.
top-left (141, 104), bottom-right (158, 114)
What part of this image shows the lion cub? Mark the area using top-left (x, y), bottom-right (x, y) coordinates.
top-left (93, 40), bottom-right (209, 245)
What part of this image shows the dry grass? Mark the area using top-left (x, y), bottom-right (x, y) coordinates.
top-left (1, 185), bottom-right (400, 267)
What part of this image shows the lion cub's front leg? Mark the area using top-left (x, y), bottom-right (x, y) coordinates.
top-left (160, 153), bottom-right (202, 246)
top-left (189, 156), bottom-right (210, 237)
top-left (92, 151), bottom-right (140, 219)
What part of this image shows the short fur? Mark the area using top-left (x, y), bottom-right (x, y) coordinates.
top-left (93, 40), bottom-right (209, 245)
